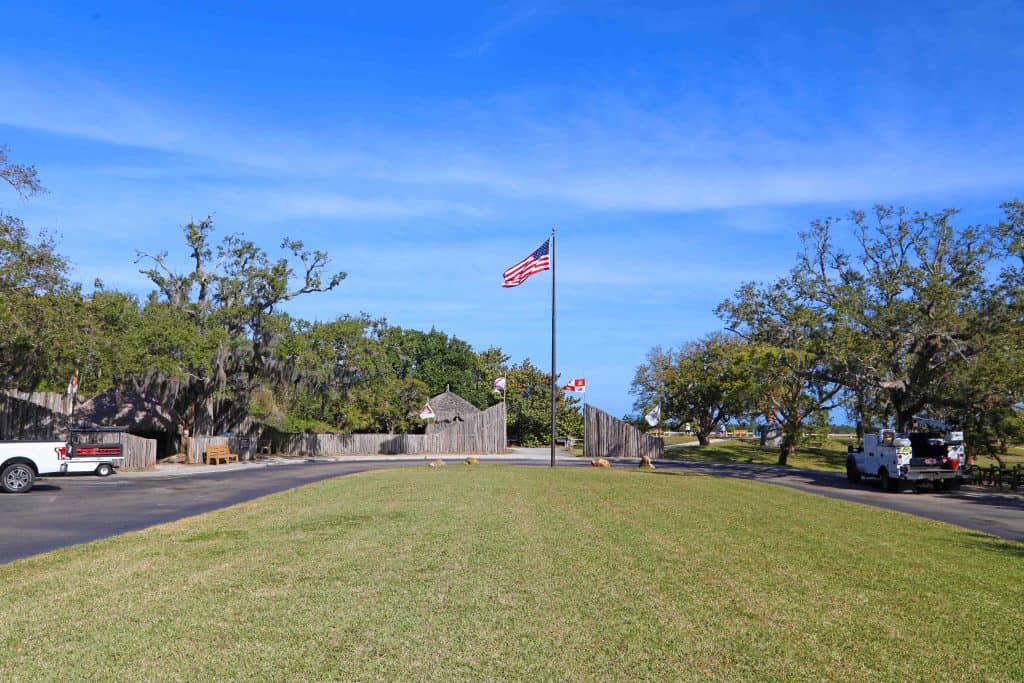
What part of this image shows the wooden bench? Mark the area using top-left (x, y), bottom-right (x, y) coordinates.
top-left (205, 444), bottom-right (239, 465)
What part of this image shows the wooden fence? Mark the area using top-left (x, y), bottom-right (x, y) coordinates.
top-left (187, 434), bottom-right (261, 464)
top-left (74, 430), bottom-right (157, 470)
top-left (585, 404), bottom-right (663, 459)
top-left (0, 393), bottom-right (158, 469)
top-left (0, 391), bottom-right (73, 440)
top-left (191, 402), bottom-right (508, 460)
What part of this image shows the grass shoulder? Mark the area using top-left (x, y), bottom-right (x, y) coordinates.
top-left (664, 438), bottom-right (849, 471)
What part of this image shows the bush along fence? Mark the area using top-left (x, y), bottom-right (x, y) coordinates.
top-left (189, 402), bottom-right (507, 461)
top-left (585, 404), bottom-right (663, 459)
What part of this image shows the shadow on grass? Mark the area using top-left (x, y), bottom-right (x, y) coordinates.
top-left (959, 531), bottom-right (1024, 558)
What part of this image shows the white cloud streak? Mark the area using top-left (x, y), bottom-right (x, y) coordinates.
top-left (3, 59), bottom-right (1023, 223)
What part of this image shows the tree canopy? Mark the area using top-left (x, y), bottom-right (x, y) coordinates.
top-left (0, 148), bottom-right (569, 448)
top-left (639, 201), bottom-right (1024, 463)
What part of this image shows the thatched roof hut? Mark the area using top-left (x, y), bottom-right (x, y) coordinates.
top-left (75, 389), bottom-right (179, 456)
top-left (76, 390), bottom-right (177, 431)
top-left (424, 390), bottom-right (481, 434)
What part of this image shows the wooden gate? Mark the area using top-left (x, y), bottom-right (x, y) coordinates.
top-left (585, 404), bottom-right (663, 459)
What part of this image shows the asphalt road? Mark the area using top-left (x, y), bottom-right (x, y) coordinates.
top-left (1, 457), bottom-right (1021, 565)
top-left (652, 460), bottom-right (1024, 544)
top-left (0, 460), bottom-right (423, 564)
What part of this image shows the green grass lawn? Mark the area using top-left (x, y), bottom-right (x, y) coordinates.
top-left (973, 445), bottom-right (1024, 468)
top-left (2, 466), bottom-right (1021, 680)
top-left (663, 434), bottom-right (699, 446)
top-left (665, 439), bottom-right (851, 471)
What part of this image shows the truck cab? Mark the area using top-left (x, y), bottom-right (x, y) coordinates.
top-left (846, 429), bottom-right (963, 492)
top-left (0, 441), bottom-right (69, 493)
top-left (0, 431), bottom-right (125, 493)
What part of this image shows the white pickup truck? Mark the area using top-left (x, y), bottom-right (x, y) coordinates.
top-left (846, 429), bottom-right (964, 492)
top-left (0, 439), bottom-right (124, 493)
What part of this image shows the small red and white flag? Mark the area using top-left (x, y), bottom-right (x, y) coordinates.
top-left (66, 368), bottom-right (79, 397)
top-left (562, 378), bottom-right (586, 393)
top-left (502, 238), bottom-right (550, 288)
top-left (492, 377), bottom-right (507, 394)
top-left (419, 403), bottom-right (436, 420)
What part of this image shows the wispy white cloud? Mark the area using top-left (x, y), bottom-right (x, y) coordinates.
top-left (262, 192), bottom-right (488, 220)
top-left (463, 2), bottom-right (559, 56)
top-left (4, 58), bottom-right (1024, 221)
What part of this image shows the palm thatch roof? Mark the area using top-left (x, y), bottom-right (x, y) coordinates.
top-left (75, 389), bottom-right (178, 433)
top-left (428, 390), bottom-right (480, 420)
top-left (424, 390), bottom-right (481, 434)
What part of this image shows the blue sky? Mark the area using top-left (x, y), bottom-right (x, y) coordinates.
top-left (2, 1), bottom-right (1023, 418)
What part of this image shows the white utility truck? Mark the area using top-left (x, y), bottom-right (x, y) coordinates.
top-left (0, 434), bottom-right (124, 493)
top-left (846, 428), bottom-right (964, 492)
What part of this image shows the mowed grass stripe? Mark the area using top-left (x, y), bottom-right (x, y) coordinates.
top-left (0, 466), bottom-right (1021, 681)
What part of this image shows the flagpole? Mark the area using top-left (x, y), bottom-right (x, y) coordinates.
top-left (582, 375), bottom-right (587, 459)
top-left (550, 228), bottom-right (557, 468)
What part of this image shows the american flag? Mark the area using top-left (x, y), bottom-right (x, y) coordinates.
top-left (502, 239), bottom-right (550, 288)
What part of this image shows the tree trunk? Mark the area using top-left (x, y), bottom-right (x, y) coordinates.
top-left (777, 442), bottom-right (794, 466)
top-left (697, 432), bottom-right (710, 446)
top-left (855, 391), bottom-right (865, 441)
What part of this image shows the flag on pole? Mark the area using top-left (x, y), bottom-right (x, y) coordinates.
top-left (645, 404), bottom-right (661, 427)
top-left (419, 403), bottom-right (436, 420)
top-left (502, 238), bottom-right (551, 288)
top-left (492, 377), bottom-right (507, 394)
top-left (562, 378), bottom-right (586, 392)
top-left (66, 368), bottom-right (79, 397)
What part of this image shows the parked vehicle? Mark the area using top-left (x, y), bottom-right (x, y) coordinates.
top-left (0, 434), bottom-right (124, 493)
top-left (846, 428), bottom-right (964, 492)
top-left (0, 441), bottom-right (68, 493)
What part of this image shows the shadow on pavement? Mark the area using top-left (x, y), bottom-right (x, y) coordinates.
top-left (27, 483), bottom-right (62, 492)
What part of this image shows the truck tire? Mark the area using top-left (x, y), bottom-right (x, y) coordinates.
top-left (879, 468), bottom-right (899, 493)
top-left (95, 463), bottom-right (113, 477)
top-left (1, 462), bottom-right (35, 493)
top-left (846, 460), bottom-right (861, 484)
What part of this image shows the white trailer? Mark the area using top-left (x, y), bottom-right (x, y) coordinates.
top-left (846, 428), bottom-right (964, 492)
top-left (65, 442), bottom-right (124, 477)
